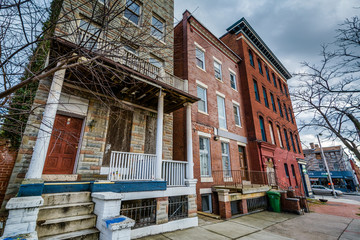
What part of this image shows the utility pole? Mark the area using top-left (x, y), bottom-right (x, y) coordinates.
top-left (317, 135), bottom-right (337, 198)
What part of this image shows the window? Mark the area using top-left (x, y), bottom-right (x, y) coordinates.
top-left (272, 73), bottom-right (277, 88)
top-left (289, 131), bottom-right (297, 153)
top-left (217, 95), bottom-right (227, 129)
top-left (291, 164), bottom-right (296, 178)
top-left (270, 93), bottom-right (276, 112)
top-left (201, 194), bottom-right (212, 213)
top-left (124, 45), bottom-right (138, 55)
top-left (284, 103), bottom-right (289, 121)
top-left (295, 134), bottom-right (301, 153)
top-left (284, 84), bottom-right (288, 97)
top-left (265, 66), bottom-right (270, 82)
top-left (284, 129), bottom-right (290, 151)
top-left (278, 79), bottom-right (283, 93)
top-left (258, 59), bottom-right (263, 74)
top-left (221, 142), bottom-right (231, 177)
top-left (289, 107), bottom-right (294, 124)
top-left (124, 0), bottom-right (141, 25)
top-left (277, 99), bottom-right (283, 117)
top-left (259, 116), bottom-right (267, 142)
top-left (199, 137), bottom-right (211, 176)
top-left (149, 55), bottom-right (164, 68)
top-left (263, 87), bottom-right (269, 108)
top-left (79, 19), bottom-right (102, 49)
top-left (284, 163), bottom-right (289, 178)
top-left (253, 80), bottom-right (260, 102)
top-left (197, 86), bottom-right (207, 113)
top-left (195, 47), bottom-right (205, 70)
top-left (151, 15), bottom-right (165, 40)
top-left (277, 125), bottom-right (284, 148)
top-left (214, 61), bottom-right (222, 80)
top-left (269, 121), bottom-right (275, 145)
top-left (334, 163), bottom-right (340, 170)
top-left (319, 164), bottom-right (324, 170)
top-left (233, 104), bottom-right (241, 126)
top-left (230, 73), bottom-right (237, 90)
top-left (249, 49), bottom-right (254, 66)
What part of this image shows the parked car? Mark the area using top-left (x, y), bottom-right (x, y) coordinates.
top-left (311, 185), bottom-right (343, 196)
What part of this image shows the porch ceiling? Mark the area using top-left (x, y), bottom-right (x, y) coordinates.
top-left (51, 38), bottom-right (199, 113)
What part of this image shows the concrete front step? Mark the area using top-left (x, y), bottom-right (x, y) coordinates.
top-left (39, 228), bottom-right (99, 240)
top-left (38, 202), bottom-right (94, 221)
top-left (42, 192), bottom-right (91, 206)
top-left (37, 214), bottom-right (97, 238)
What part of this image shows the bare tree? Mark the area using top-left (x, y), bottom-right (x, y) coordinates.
top-left (0, 0), bottom-right (175, 147)
top-left (293, 16), bottom-right (360, 160)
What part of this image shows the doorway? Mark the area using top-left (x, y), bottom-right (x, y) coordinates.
top-left (238, 146), bottom-right (248, 180)
top-left (43, 114), bottom-right (83, 174)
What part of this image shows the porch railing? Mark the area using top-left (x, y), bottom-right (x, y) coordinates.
top-left (108, 151), bottom-right (156, 181)
top-left (68, 30), bottom-right (188, 92)
top-left (162, 160), bottom-right (187, 187)
top-left (212, 170), bottom-right (276, 188)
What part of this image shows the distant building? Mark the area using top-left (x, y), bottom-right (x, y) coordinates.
top-left (303, 144), bottom-right (357, 191)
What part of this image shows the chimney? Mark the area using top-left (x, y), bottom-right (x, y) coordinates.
top-left (310, 143), bottom-right (315, 149)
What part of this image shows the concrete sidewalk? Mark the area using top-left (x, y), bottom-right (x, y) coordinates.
top-left (138, 211), bottom-right (360, 240)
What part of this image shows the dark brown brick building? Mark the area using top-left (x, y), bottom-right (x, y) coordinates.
top-left (220, 18), bottom-right (304, 195)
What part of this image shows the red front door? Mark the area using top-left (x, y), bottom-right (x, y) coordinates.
top-left (43, 114), bottom-right (83, 174)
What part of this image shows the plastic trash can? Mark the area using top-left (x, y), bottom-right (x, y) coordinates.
top-left (267, 191), bottom-right (281, 212)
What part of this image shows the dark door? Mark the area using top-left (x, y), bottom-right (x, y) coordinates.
top-left (238, 146), bottom-right (248, 180)
top-left (43, 114), bottom-right (83, 174)
top-left (103, 106), bottom-right (133, 166)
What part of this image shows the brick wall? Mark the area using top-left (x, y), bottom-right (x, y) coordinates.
top-left (0, 140), bottom-right (16, 209)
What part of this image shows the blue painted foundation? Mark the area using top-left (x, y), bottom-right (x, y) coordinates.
top-left (18, 181), bottom-right (167, 196)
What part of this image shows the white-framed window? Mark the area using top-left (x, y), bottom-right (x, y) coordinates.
top-left (197, 86), bottom-right (207, 113)
top-left (276, 125), bottom-right (284, 148)
top-left (233, 104), bottom-right (241, 127)
top-left (124, 45), bottom-right (138, 55)
top-left (269, 121), bottom-right (275, 145)
top-left (196, 47), bottom-right (205, 70)
top-left (124, 0), bottom-right (141, 25)
top-left (214, 60), bottom-right (222, 80)
top-left (230, 73), bottom-right (237, 90)
top-left (217, 95), bottom-right (227, 129)
top-left (79, 19), bottom-right (102, 49)
top-left (221, 142), bottom-right (231, 177)
top-left (149, 55), bottom-right (164, 68)
top-left (199, 137), bottom-right (211, 177)
top-left (151, 14), bottom-right (165, 40)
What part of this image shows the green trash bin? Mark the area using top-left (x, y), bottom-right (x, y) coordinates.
top-left (267, 191), bottom-right (281, 212)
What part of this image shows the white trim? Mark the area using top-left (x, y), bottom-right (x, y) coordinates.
top-left (197, 131), bottom-right (211, 138)
top-left (224, 177), bottom-right (233, 182)
top-left (216, 91), bottom-right (226, 98)
top-left (200, 177), bottom-right (213, 183)
top-left (194, 41), bottom-right (206, 52)
top-left (122, 186), bottom-right (196, 201)
top-left (198, 110), bottom-right (209, 115)
top-left (200, 188), bottom-right (212, 194)
top-left (131, 217), bottom-right (198, 239)
top-left (219, 137), bottom-right (230, 143)
top-left (196, 65), bottom-right (207, 72)
top-left (228, 68), bottom-right (236, 75)
top-left (212, 56), bottom-right (222, 64)
top-left (196, 80), bottom-right (208, 89)
top-left (219, 127), bottom-right (228, 132)
top-left (232, 100), bottom-right (240, 106)
top-left (237, 141), bottom-right (247, 147)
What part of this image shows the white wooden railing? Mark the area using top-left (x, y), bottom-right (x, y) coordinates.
top-left (162, 160), bottom-right (187, 187)
top-left (108, 151), bottom-right (156, 181)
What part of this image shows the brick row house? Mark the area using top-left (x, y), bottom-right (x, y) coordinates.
top-left (1, 0), bottom-right (199, 239)
top-left (173, 11), bottom-right (306, 219)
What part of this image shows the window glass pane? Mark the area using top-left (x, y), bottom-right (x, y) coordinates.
top-left (199, 137), bottom-right (211, 176)
top-left (284, 163), bottom-right (289, 177)
top-left (284, 103), bottom-right (289, 121)
top-left (221, 142), bottom-right (231, 177)
top-left (230, 73), bottom-right (237, 90)
top-left (284, 129), bottom-right (290, 150)
top-left (249, 50), bottom-right (254, 66)
top-left (272, 73), bottom-right (277, 87)
top-left (197, 86), bottom-right (207, 113)
top-left (263, 87), bottom-right (269, 107)
top-left (233, 105), bottom-right (241, 126)
top-left (269, 122), bottom-right (275, 145)
top-left (266, 67), bottom-right (270, 81)
top-left (149, 57), bottom-right (164, 68)
top-left (277, 126), bottom-right (283, 148)
top-left (290, 132), bottom-right (297, 153)
top-left (214, 61), bottom-right (222, 80)
top-left (278, 99), bottom-right (283, 117)
top-left (217, 96), bottom-right (226, 129)
top-left (259, 116), bottom-right (266, 142)
top-left (126, 0), bottom-right (140, 14)
top-left (253, 80), bottom-right (260, 101)
top-left (258, 59), bottom-right (263, 74)
top-left (270, 93), bottom-right (276, 112)
top-left (151, 16), bottom-right (164, 40)
top-left (125, 0), bottom-right (140, 24)
top-left (196, 48), bottom-right (205, 69)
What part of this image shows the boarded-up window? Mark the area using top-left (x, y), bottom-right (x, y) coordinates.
top-left (144, 115), bottom-right (157, 154)
top-left (103, 107), bottom-right (133, 166)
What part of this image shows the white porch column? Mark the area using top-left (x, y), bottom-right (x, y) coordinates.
top-left (155, 89), bottom-right (165, 180)
top-left (185, 103), bottom-right (194, 179)
top-left (25, 65), bottom-right (66, 180)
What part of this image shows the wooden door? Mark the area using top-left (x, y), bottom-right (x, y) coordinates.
top-left (238, 146), bottom-right (248, 180)
top-left (43, 114), bottom-right (83, 174)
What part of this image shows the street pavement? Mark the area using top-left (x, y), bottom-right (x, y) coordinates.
top-left (139, 211), bottom-right (360, 240)
top-left (313, 194), bottom-right (360, 205)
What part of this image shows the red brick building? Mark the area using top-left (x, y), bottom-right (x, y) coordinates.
top-left (173, 11), bottom-right (248, 215)
top-left (220, 18), bottom-right (305, 195)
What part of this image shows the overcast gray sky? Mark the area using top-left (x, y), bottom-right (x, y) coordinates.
top-left (174, 0), bottom-right (359, 151)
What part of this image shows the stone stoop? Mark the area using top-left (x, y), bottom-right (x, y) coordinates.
top-left (37, 192), bottom-right (99, 239)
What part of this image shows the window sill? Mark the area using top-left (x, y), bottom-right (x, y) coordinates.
top-left (198, 110), bottom-right (209, 115)
top-left (235, 124), bottom-right (242, 128)
top-left (201, 177), bottom-right (213, 182)
top-left (196, 65), bottom-right (206, 72)
top-left (219, 127), bottom-right (228, 132)
top-left (215, 78), bottom-right (223, 82)
top-left (231, 88), bottom-right (238, 92)
top-left (150, 35), bottom-right (166, 45)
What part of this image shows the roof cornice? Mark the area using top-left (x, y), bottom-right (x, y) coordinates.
top-left (223, 18), bottom-right (292, 80)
